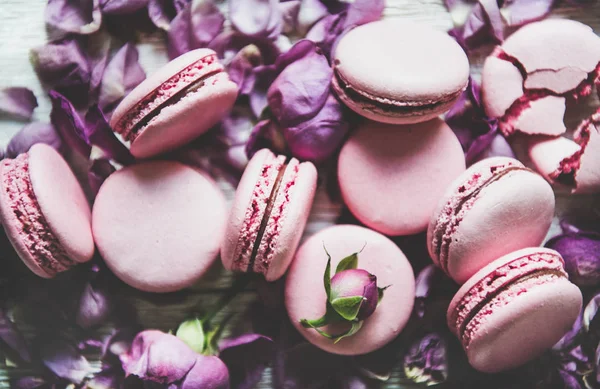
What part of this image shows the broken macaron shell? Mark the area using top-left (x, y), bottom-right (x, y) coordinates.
top-left (110, 48), bottom-right (239, 158)
top-left (482, 19), bottom-right (600, 137)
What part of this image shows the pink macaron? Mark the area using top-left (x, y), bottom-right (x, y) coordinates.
top-left (332, 20), bottom-right (469, 124)
top-left (427, 157), bottom-right (555, 284)
top-left (110, 48), bottom-right (238, 158)
top-left (338, 118), bottom-right (466, 236)
top-left (0, 144), bottom-right (94, 278)
top-left (92, 161), bottom-right (226, 293)
top-left (285, 225), bottom-right (415, 355)
top-left (447, 247), bottom-right (582, 373)
top-left (482, 19), bottom-right (600, 137)
top-left (221, 149), bottom-right (317, 281)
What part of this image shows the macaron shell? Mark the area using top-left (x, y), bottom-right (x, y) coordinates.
top-left (527, 136), bottom-right (581, 183)
top-left (93, 161), bottom-right (226, 293)
top-left (481, 56), bottom-right (524, 118)
top-left (338, 118), bottom-right (465, 236)
top-left (466, 279), bottom-right (581, 373)
top-left (130, 74), bottom-right (238, 158)
top-left (511, 96), bottom-right (566, 136)
top-left (574, 120), bottom-right (600, 193)
top-left (28, 144), bottom-right (94, 264)
top-left (285, 225), bottom-right (415, 355)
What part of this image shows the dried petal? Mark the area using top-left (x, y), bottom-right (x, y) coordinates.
top-left (148, 0), bottom-right (179, 30)
top-left (76, 281), bottom-right (112, 329)
top-left (37, 336), bottom-right (93, 384)
top-left (88, 158), bottom-right (117, 195)
top-left (100, 0), bottom-right (149, 15)
top-left (45, 0), bottom-right (102, 35)
top-left (546, 231), bottom-right (600, 287)
top-left (209, 31), bottom-right (281, 66)
top-left (219, 334), bottom-right (275, 389)
top-left (0, 308), bottom-right (31, 363)
top-left (49, 90), bottom-right (91, 157)
top-left (6, 123), bottom-right (63, 159)
top-left (583, 293), bottom-right (600, 332)
top-left (343, 0), bottom-right (384, 29)
top-left (249, 66), bottom-right (278, 117)
top-left (98, 43), bottom-right (146, 114)
top-left (85, 105), bottom-right (134, 165)
top-left (296, 0), bottom-right (329, 35)
top-left (228, 45), bottom-right (263, 95)
top-left (230, 0), bottom-right (282, 39)
top-left (0, 88), bottom-right (38, 120)
top-left (403, 333), bottom-right (448, 386)
top-left (279, 1), bottom-right (301, 34)
top-left (179, 355), bottom-right (229, 389)
top-left (245, 120), bottom-right (287, 159)
top-left (500, 0), bottom-right (553, 27)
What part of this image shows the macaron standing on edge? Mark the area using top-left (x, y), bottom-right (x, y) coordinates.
top-left (332, 19), bottom-right (469, 124)
top-left (447, 247), bottom-right (582, 373)
top-left (92, 160), bottom-right (227, 293)
top-left (221, 149), bottom-right (318, 281)
top-left (0, 144), bottom-right (94, 278)
top-left (110, 48), bottom-right (238, 158)
top-left (427, 157), bottom-right (555, 284)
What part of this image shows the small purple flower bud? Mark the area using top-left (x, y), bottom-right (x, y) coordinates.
top-left (330, 269), bottom-right (378, 321)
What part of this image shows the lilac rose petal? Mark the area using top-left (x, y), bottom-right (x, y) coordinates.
top-left (296, 0), bottom-right (329, 35)
top-left (246, 119), bottom-right (287, 158)
top-left (230, 0), bottom-right (282, 39)
top-left (343, 0), bottom-right (384, 29)
top-left (583, 293), bottom-right (600, 332)
top-left (100, 0), bottom-right (149, 15)
top-left (283, 93), bottom-right (349, 163)
top-left (37, 337), bottom-right (93, 384)
top-left (268, 40), bottom-right (332, 127)
top-left (500, 0), bottom-right (554, 27)
top-left (0, 308), bottom-right (32, 363)
top-left (180, 355), bottom-right (230, 389)
top-left (403, 333), bottom-right (448, 386)
top-left (45, 0), bottom-right (102, 35)
top-left (228, 45), bottom-right (263, 95)
top-left (6, 122), bottom-right (63, 159)
top-left (0, 88), bottom-right (38, 120)
top-left (85, 105), bottom-right (134, 165)
top-left (249, 66), bottom-right (278, 117)
top-left (98, 43), bottom-right (146, 114)
top-left (49, 90), bottom-right (92, 157)
top-left (219, 334), bottom-right (275, 389)
top-left (148, 0), bottom-right (178, 30)
top-left (88, 159), bottom-right (116, 195)
top-left (76, 281), bottom-right (112, 328)
top-left (279, 1), bottom-right (301, 34)
top-left (546, 231), bottom-right (600, 287)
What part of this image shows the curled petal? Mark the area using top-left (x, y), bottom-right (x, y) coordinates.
top-left (76, 281), bottom-right (112, 328)
top-left (88, 158), bottom-right (117, 196)
top-left (500, 0), bottom-right (553, 27)
top-left (45, 0), bottom-right (102, 35)
top-left (343, 0), bottom-right (384, 29)
top-left (228, 45), bottom-right (263, 95)
top-left (546, 230), bottom-right (600, 287)
top-left (0, 308), bottom-right (31, 363)
top-left (219, 334), bottom-right (275, 389)
top-left (297, 0), bottom-right (329, 35)
top-left (246, 119), bottom-right (287, 159)
top-left (403, 333), bottom-right (448, 386)
top-left (148, 0), bottom-right (178, 30)
top-left (85, 105), bottom-right (134, 164)
top-left (37, 336), bottom-right (93, 384)
top-left (49, 90), bottom-right (91, 157)
top-left (0, 88), bottom-right (38, 120)
top-left (100, 0), bottom-right (149, 15)
top-left (6, 123), bottom-right (63, 159)
top-left (280, 1), bottom-right (301, 34)
top-left (229, 0), bottom-right (282, 39)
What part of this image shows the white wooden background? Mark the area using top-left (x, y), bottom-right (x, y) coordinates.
top-left (1, 0), bottom-right (600, 388)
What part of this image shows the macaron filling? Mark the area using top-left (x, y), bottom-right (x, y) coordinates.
top-left (451, 252), bottom-right (567, 348)
top-left (431, 161), bottom-right (531, 273)
top-left (114, 54), bottom-right (223, 141)
top-left (2, 154), bottom-right (74, 276)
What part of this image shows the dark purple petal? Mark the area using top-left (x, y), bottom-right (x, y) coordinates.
top-left (0, 308), bottom-right (32, 363)
top-left (249, 66), bottom-right (278, 117)
top-left (228, 45), bottom-right (263, 95)
top-left (403, 333), bottom-right (448, 386)
top-left (283, 93), bottom-right (349, 163)
top-left (6, 123), bottom-right (63, 159)
top-left (280, 1), bottom-right (301, 34)
top-left (554, 313), bottom-right (583, 351)
top-left (217, 105), bottom-right (255, 147)
top-left (85, 369), bottom-right (124, 389)
top-left (85, 105), bottom-right (134, 165)
top-left (209, 31), bottom-right (281, 65)
top-left (148, 0), bottom-right (178, 30)
top-left (583, 293), bottom-right (600, 332)
top-left (229, 0), bottom-right (282, 39)
top-left (414, 265), bottom-right (443, 319)
top-left (546, 232), bottom-right (600, 288)
top-left (500, 0), bottom-right (553, 27)
top-left (470, 132), bottom-right (515, 163)
top-left (88, 159), bottom-right (117, 195)
top-left (0, 88), bottom-right (38, 120)
top-left (180, 355), bottom-right (229, 389)
top-left (37, 336), bottom-right (93, 384)
top-left (267, 40), bottom-right (332, 127)
top-left (31, 38), bottom-right (92, 105)
top-left (45, 0), bottom-right (102, 35)
top-left (219, 334), bottom-right (275, 389)
top-left (297, 0), bottom-right (329, 35)
top-left (100, 0), bottom-right (149, 15)
top-left (98, 43), bottom-right (146, 114)
top-left (306, 12), bottom-right (345, 58)
top-left (342, 0), bottom-right (384, 29)
top-left (49, 90), bottom-right (91, 157)
top-left (245, 119), bottom-right (287, 159)
top-left (167, 0), bottom-right (225, 60)
top-left (88, 32), bottom-right (112, 99)
top-left (10, 376), bottom-right (51, 389)
top-left (76, 281), bottom-right (112, 329)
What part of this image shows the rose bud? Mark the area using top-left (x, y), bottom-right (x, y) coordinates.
top-left (330, 269), bottom-right (378, 321)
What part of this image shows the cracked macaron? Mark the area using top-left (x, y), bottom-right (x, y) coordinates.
top-left (221, 149), bottom-right (317, 281)
top-left (427, 157), bottom-right (555, 284)
top-left (0, 144), bottom-right (94, 278)
top-left (110, 48), bottom-right (238, 158)
top-left (447, 247), bottom-right (581, 373)
top-left (332, 20), bottom-right (469, 124)
top-left (482, 19), bottom-right (600, 137)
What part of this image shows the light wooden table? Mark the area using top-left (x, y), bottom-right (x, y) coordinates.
top-left (1, 1), bottom-right (600, 388)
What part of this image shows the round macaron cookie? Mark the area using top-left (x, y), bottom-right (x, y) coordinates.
top-left (332, 19), bottom-right (469, 124)
top-left (110, 48), bottom-right (238, 158)
top-left (338, 118), bottom-right (466, 236)
top-left (92, 161), bottom-right (227, 293)
top-left (427, 157), bottom-right (555, 284)
top-left (285, 225), bottom-right (415, 355)
top-left (0, 144), bottom-right (94, 278)
top-left (221, 149), bottom-right (317, 281)
top-left (447, 247), bottom-right (582, 373)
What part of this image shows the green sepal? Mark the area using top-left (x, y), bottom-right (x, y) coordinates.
top-left (323, 244), bottom-right (332, 299)
top-left (331, 296), bottom-right (364, 321)
top-left (203, 314), bottom-right (233, 356)
top-left (176, 317), bottom-right (205, 354)
top-left (300, 303), bottom-right (343, 329)
top-left (333, 321), bottom-right (364, 344)
top-left (378, 285), bottom-right (390, 304)
top-left (334, 243), bottom-right (366, 274)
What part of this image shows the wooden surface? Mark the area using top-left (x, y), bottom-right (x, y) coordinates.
top-left (1, 0), bottom-right (600, 388)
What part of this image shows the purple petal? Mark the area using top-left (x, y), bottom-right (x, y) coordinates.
top-left (219, 334), bottom-right (275, 389)
top-left (11, 377), bottom-right (50, 389)
top-left (209, 31), bottom-right (281, 65)
top-left (464, 123), bottom-right (499, 164)
top-left (414, 265), bottom-right (443, 319)
top-left (217, 105), bottom-right (255, 147)
top-left (306, 12), bottom-right (345, 58)
top-left (403, 333), bottom-right (448, 386)
top-left (76, 281), bottom-right (112, 329)
top-left (98, 43), bottom-right (146, 114)
top-left (470, 132), bottom-right (515, 163)
top-left (280, 1), bottom-right (301, 34)
top-left (88, 32), bottom-right (112, 99)
top-left (45, 0), bottom-right (102, 35)
top-left (0, 88), bottom-right (38, 120)
top-left (6, 123), bottom-right (63, 159)
top-left (453, 0), bottom-right (504, 50)
top-left (228, 45), bottom-right (263, 95)
top-left (250, 66), bottom-right (278, 117)
top-left (343, 0), bottom-right (384, 29)
top-left (31, 38), bottom-right (92, 105)
top-left (583, 293), bottom-right (600, 332)
top-left (100, 0), bottom-right (149, 15)
top-left (37, 337), bottom-right (93, 384)
top-left (167, 0), bottom-right (225, 60)
top-left (85, 105), bottom-right (134, 164)
top-left (49, 90), bottom-right (91, 157)
top-left (500, 0), bottom-right (554, 27)
top-left (546, 232), bottom-right (600, 288)
top-left (88, 159), bottom-right (117, 196)
top-left (283, 93), bottom-right (349, 163)
top-left (86, 369), bottom-right (123, 389)
top-left (297, 0), bottom-right (330, 35)
top-left (180, 355), bottom-right (230, 389)
top-left (230, 0), bottom-right (282, 39)
top-left (267, 40), bottom-right (332, 127)
top-left (0, 308), bottom-right (32, 363)
top-left (245, 120), bottom-right (287, 159)
top-left (148, 0), bottom-right (178, 30)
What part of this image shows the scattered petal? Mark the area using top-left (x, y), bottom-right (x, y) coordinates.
top-left (546, 230), bottom-right (600, 287)
top-left (209, 31), bottom-right (281, 66)
top-left (0, 88), bottom-right (38, 120)
top-left (5, 123), bottom-right (62, 159)
top-left (343, 0), bottom-right (384, 29)
top-left (249, 66), bottom-right (278, 117)
top-left (148, 0), bottom-right (178, 30)
top-left (100, 0), bottom-right (149, 15)
top-left (37, 336), bottom-right (93, 384)
top-left (0, 308), bottom-right (31, 363)
top-left (279, 1), bottom-right (301, 34)
top-left (76, 281), bottom-right (112, 329)
top-left (583, 293), bottom-right (600, 332)
top-left (403, 333), bottom-right (448, 386)
top-left (49, 90), bottom-right (91, 157)
top-left (228, 45), bottom-right (263, 95)
top-left (88, 158), bottom-right (117, 196)
top-left (220, 334), bottom-right (275, 389)
top-left (230, 0), bottom-right (282, 39)
top-left (85, 105), bottom-right (134, 165)
top-left (500, 0), bottom-right (554, 27)
top-left (179, 355), bottom-right (230, 389)
top-left (45, 0), bottom-right (102, 35)
top-left (246, 119), bottom-right (287, 158)
top-left (296, 0), bottom-right (329, 35)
